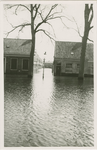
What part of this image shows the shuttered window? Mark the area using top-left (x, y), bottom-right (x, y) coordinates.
top-left (23, 59), bottom-right (29, 70)
top-left (10, 59), bottom-right (17, 70)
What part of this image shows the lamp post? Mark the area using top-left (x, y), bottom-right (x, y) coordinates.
top-left (42, 52), bottom-right (46, 79)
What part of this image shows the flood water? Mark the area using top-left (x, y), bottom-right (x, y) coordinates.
top-left (4, 68), bottom-right (94, 147)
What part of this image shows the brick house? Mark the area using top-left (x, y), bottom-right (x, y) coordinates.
top-left (53, 41), bottom-right (93, 77)
top-left (4, 38), bottom-right (42, 75)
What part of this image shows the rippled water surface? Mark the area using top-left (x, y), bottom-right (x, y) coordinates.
top-left (4, 69), bottom-right (94, 147)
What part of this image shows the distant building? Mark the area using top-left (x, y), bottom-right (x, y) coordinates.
top-left (4, 38), bottom-right (42, 75)
top-left (34, 52), bottom-right (42, 69)
top-left (44, 62), bottom-right (53, 68)
top-left (53, 41), bottom-right (93, 77)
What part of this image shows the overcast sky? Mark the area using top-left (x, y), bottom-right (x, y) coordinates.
top-left (3, 2), bottom-right (94, 62)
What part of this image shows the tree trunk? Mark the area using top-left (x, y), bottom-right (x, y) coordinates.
top-left (28, 35), bottom-right (35, 77)
top-left (78, 4), bottom-right (91, 80)
top-left (28, 4), bottom-right (35, 78)
top-left (78, 30), bottom-right (89, 79)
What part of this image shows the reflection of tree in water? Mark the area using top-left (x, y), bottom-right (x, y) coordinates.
top-left (4, 69), bottom-right (94, 147)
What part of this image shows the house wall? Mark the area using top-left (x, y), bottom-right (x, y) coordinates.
top-left (5, 56), bottom-right (30, 75)
top-left (54, 58), bottom-right (93, 76)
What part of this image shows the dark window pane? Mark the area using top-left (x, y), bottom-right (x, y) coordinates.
top-left (11, 59), bottom-right (17, 69)
top-left (23, 59), bottom-right (28, 70)
top-left (77, 64), bottom-right (80, 68)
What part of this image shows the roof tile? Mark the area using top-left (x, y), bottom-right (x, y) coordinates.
top-left (54, 41), bottom-right (93, 61)
top-left (4, 38), bottom-right (31, 56)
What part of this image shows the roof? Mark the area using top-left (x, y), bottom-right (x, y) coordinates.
top-left (4, 38), bottom-right (32, 56)
top-left (54, 41), bottom-right (93, 61)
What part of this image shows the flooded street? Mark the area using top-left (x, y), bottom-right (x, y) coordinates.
top-left (4, 68), bottom-right (94, 147)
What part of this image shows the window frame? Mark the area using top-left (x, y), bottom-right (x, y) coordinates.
top-left (66, 63), bottom-right (72, 68)
top-left (77, 64), bottom-right (80, 68)
top-left (22, 58), bottom-right (29, 71)
top-left (10, 58), bottom-right (18, 70)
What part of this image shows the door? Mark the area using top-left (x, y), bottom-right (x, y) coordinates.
top-left (56, 65), bottom-right (61, 76)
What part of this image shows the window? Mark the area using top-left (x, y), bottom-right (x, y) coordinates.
top-left (77, 64), bottom-right (80, 68)
top-left (66, 63), bottom-right (72, 68)
top-left (23, 59), bottom-right (29, 70)
top-left (10, 59), bottom-right (17, 70)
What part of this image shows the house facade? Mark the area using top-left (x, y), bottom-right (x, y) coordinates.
top-left (4, 38), bottom-right (42, 75)
top-left (53, 41), bottom-right (93, 77)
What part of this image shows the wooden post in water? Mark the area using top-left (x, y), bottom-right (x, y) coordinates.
top-left (42, 52), bottom-right (46, 79)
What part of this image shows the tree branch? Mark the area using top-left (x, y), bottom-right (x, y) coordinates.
top-left (87, 37), bottom-right (93, 42)
top-left (45, 4), bottom-right (58, 20)
top-left (35, 20), bottom-right (45, 32)
top-left (48, 10), bottom-right (62, 19)
top-left (72, 17), bottom-right (93, 42)
top-left (20, 4), bottom-right (31, 12)
top-left (6, 23), bottom-right (31, 37)
top-left (6, 4), bottom-right (31, 12)
top-left (72, 17), bottom-right (82, 38)
top-left (46, 22), bottom-right (56, 38)
top-left (47, 15), bottom-right (73, 22)
top-left (33, 4), bottom-right (40, 20)
top-left (37, 10), bottom-right (44, 21)
top-left (90, 25), bottom-right (93, 30)
top-left (36, 29), bottom-right (56, 41)
top-left (15, 5), bottom-right (19, 15)
top-left (34, 4), bottom-right (58, 32)
top-left (88, 4), bottom-right (93, 25)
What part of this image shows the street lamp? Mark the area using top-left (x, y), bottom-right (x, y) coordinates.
top-left (42, 52), bottom-right (46, 79)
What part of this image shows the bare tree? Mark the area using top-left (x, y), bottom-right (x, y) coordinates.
top-left (71, 17), bottom-right (93, 43)
top-left (5, 4), bottom-right (71, 77)
top-left (78, 4), bottom-right (93, 79)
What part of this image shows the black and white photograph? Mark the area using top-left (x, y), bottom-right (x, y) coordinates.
top-left (1, 0), bottom-right (97, 148)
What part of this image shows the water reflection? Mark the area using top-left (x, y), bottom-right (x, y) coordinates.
top-left (4, 69), bottom-right (94, 147)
